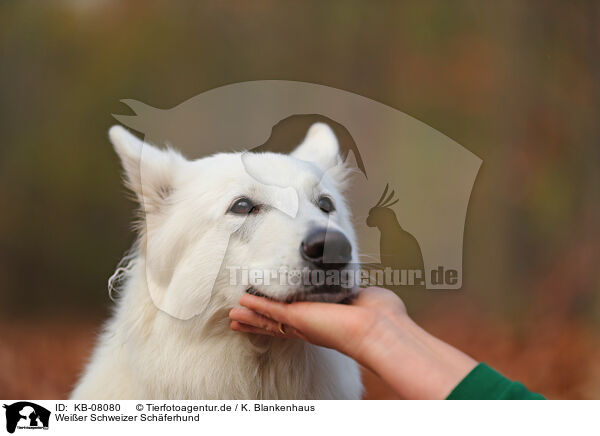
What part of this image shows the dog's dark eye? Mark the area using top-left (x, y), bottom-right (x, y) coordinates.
top-left (229, 197), bottom-right (255, 215)
top-left (317, 195), bottom-right (335, 213)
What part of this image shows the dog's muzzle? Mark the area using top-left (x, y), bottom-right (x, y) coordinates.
top-left (244, 228), bottom-right (355, 303)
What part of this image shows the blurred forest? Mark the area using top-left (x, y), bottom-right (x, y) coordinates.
top-left (1, 0), bottom-right (599, 399)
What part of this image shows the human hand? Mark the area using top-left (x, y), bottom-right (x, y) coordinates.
top-left (229, 287), bottom-right (408, 360)
top-left (229, 286), bottom-right (477, 399)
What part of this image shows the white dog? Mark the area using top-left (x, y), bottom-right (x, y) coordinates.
top-left (71, 123), bottom-right (362, 399)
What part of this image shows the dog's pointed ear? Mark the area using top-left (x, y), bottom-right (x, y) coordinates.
top-left (291, 123), bottom-right (340, 171)
top-left (291, 122), bottom-right (353, 189)
top-left (109, 125), bottom-right (185, 211)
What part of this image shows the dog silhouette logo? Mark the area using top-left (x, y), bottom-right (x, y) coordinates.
top-left (3, 402), bottom-right (50, 434)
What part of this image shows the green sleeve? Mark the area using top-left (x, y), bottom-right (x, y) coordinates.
top-left (446, 363), bottom-right (545, 400)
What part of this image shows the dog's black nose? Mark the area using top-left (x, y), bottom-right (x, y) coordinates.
top-left (301, 228), bottom-right (352, 268)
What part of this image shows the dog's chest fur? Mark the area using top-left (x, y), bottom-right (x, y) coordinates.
top-left (71, 261), bottom-right (362, 400)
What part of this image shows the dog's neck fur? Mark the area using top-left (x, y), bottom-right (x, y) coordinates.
top-left (71, 255), bottom-right (362, 400)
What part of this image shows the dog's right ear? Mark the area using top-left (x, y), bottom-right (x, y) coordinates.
top-left (109, 125), bottom-right (185, 212)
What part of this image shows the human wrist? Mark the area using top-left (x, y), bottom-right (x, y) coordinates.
top-left (352, 312), bottom-right (418, 378)
top-left (359, 312), bottom-right (477, 399)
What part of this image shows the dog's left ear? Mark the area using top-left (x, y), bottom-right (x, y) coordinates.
top-left (291, 123), bottom-right (340, 171)
top-left (291, 122), bottom-right (351, 188)
top-left (109, 125), bottom-right (185, 212)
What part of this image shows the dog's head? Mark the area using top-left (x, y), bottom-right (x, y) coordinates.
top-left (110, 122), bottom-right (358, 319)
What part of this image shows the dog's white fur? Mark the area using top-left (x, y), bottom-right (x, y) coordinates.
top-left (71, 123), bottom-right (362, 399)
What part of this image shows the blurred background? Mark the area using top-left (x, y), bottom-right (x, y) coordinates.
top-left (1, 0), bottom-right (599, 399)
